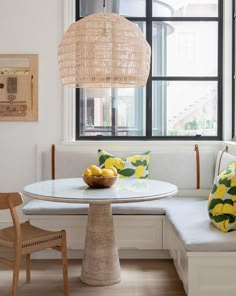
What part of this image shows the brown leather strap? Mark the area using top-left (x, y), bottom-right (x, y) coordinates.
top-left (195, 144), bottom-right (200, 189)
top-left (217, 146), bottom-right (229, 175)
top-left (51, 144), bottom-right (55, 180)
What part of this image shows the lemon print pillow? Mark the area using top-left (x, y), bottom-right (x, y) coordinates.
top-left (98, 149), bottom-right (150, 179)
top-left (208, 161), bottom-right (236, 232)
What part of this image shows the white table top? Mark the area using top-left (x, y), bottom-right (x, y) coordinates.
top-left (23, 178), bottom-right (178, 204)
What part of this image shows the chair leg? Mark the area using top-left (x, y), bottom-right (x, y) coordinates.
top-left (12, 252), bottom-right (21, 296)
top-left (61, 231), bottom-right (69, 296)
top-left (26, 254), bottom-right (31, 283)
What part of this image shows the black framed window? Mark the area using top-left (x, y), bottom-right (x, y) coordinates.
top-left (75, 0), bottom-right (223, 140)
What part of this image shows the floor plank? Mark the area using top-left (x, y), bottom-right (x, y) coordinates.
top-left (0, 259), bottom-right (186, 296)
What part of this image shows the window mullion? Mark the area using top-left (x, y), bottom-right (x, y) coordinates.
top-left (146, 0), bottom-right (152, 137)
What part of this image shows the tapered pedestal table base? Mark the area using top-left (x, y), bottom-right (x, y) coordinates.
top-left (81, 203), bottom-right (121, 286)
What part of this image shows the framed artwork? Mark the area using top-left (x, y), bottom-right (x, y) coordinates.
top-left (0, 54), bottom-right (38, 121)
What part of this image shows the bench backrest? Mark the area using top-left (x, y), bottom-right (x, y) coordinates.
top-left (41, 145), bottom-right (217, 191)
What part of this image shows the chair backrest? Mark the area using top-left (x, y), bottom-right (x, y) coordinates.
top-left (0, 193), bottom-right (23, 247)
top-left (0, 192), bottom-right (23, 210)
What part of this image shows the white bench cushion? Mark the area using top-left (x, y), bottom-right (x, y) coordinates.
top-left (22, 197), bottom-right (203, 215)
top-left (166, 199), bottom-right (236, 252)
top-left (23, 196), bottom-right (211, 217)
top-left (22, 199), bottom-right (166, 215)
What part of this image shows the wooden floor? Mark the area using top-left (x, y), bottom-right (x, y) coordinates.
top-left (0, 259), bottom-right (186, 296)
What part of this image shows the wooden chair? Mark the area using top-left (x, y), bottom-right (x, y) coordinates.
top-left (0, 192), bottom-right (69, 296)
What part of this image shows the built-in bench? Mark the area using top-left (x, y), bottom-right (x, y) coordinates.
top-left (22, 143), bottom-right (236, 296)
top-left (164, 198), bottom-right (236, 296)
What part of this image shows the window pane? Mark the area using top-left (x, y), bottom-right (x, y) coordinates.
top-left (152, 21), bottom-right (218, 76)
top-left (119, 0), bottom-right (146, 17)
top-left (152, 81), bottom-right (217, 136)
top-left (80, 0), bottom-right (119, 16)
top-left (153, 0), bottom-right (218, 17)
top-left (79, 88), bottom-right (146, 137)
top-left (80, 0), bottom-right (145, 17)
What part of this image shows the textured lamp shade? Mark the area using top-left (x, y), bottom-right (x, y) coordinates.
top-left (58, 13), bottom-right (151, 88)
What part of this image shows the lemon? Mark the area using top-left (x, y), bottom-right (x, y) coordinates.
top-left (105, 158), bottom-right (124, 170)
top-left (135, 166), bottom-right (145, 178)
top-left (231, 176), bottom-right (236, 186)
top-left (83, 168), bottom-right (92, 176)
top-left (110, 166), bottom-right (118, 176)
top-left (215, 184), bottom-right (227, 198)
top-left (89, 165), bottom-right (102, 177)
top-left (101, 168), bottom-right (114, 177)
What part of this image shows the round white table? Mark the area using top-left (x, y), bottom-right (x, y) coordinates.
top-left (23, 178), bottom-right (178, 286)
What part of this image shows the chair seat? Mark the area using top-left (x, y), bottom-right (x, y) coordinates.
top-left (0, 221), bottom-right (63, 252)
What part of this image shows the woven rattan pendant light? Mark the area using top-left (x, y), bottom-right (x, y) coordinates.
top-left (58, 4), bottom-right (151, 88)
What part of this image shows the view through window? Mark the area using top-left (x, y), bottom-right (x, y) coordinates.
top-left (75, 0), bottom-right (222, 140)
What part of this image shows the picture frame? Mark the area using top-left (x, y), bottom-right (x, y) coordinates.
top-left (0, 54), bottom-right (38, 121)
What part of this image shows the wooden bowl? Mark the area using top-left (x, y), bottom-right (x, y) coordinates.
top-left (82, 175), bottom-right (118, 188)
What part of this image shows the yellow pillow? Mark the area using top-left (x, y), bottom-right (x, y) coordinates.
top-left (208, 161), bottom-right (236, 232)
top-left (98, 149), bottom-right (150, 179)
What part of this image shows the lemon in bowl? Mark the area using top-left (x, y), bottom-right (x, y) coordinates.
top-left (88, 165), bottom-right (102, 177)
top-left (101, 168), bottom-right (114, 177)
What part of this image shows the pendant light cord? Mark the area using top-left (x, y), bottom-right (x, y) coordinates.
top-left (103, 0), bottom-right (106, 13)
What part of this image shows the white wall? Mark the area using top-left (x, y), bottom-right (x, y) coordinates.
top-left (0, 0), bottom-right (63, 193)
